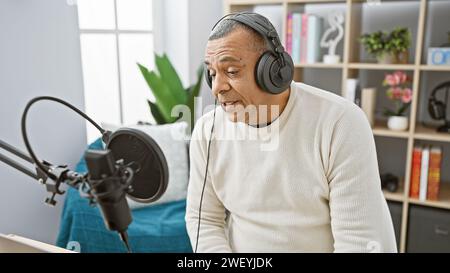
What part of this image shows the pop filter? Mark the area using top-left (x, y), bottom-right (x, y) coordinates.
top-left (106, 128), bottom-right (169, 203)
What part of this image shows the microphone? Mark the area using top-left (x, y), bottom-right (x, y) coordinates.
top-left (0, 96), bottom-right (169, 253)
top-left (85, 127), bottom-right (169, 252)
top-left (84, 149), bottom-right (133, 252)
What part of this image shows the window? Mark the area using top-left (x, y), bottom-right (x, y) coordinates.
top-left (76, 0), bottom-right (158, 143)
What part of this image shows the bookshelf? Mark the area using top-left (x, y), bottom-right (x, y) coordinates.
top-left (224, 0), bottom-right (450, 253)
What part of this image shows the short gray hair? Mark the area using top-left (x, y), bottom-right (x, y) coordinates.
top-left (208, 18), bottom-right (269, 53)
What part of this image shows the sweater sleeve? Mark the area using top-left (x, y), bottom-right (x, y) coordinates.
top-left (185, 114), bottom-right (232, 253)
top-left (326, 103), bottom-right (397, 253)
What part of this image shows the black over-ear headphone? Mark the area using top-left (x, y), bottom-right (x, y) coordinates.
top-left (205, 12), bottom-right (294, 94)
top-left (428, 81), bottom-right (450, 120)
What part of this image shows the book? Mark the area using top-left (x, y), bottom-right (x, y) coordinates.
top-left (409, 145), bottom-right (423, 198)
top-left (291, 13), bottom-right (302, 64)
top-left (419, 145), bottom-right (430, 201)
top-left (300, 14), bottom-right (308, 63)
top-left (427, 146), bottom-right (442, 201)
top-left (286, 13), bottom-right (293, 55)
top-left (306, 15), bottom-right (323, 64)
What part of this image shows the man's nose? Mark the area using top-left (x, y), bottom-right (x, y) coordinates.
top-left (211, 73), bottom-right (230, 97)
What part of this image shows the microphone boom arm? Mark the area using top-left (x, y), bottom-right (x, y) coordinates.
top-left (0, 139), bottom-right (41, 180)
top-left (0, 138), bottom-right (90, 206)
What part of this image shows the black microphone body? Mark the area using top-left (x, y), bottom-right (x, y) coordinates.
top-left (84, 149), bottom-right (132, 233)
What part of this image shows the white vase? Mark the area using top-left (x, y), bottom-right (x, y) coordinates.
top-left (387, 116), bottom-right (409, 131)
top-left (323, 54), bottom-right (340, 64)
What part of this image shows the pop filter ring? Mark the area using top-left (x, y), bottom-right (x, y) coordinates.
top-left (107, 128), bottom-right (169, 203)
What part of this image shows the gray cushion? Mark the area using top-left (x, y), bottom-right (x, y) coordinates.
top-left (101, 122), bottom-right (190, 209)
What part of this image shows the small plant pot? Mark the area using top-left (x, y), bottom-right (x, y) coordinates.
top-left (387, 116), bottom-right (409, 131)
top-left (377, 52), bottom-right (396, 64)
top-left (395, 50), bottom-right (409, 64)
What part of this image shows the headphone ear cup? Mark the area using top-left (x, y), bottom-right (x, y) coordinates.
top-left (280, 52), bottom-right (294, 86)
top-left (204, 64), bottom-right (212, 89)
top-left (429, 99), bottom-right (446, 120)
top-left (255, 51), bottom-right (294, 94)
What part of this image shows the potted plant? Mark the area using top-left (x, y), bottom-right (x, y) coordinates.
top-left (360, 27), bottom-right (411, 64)
top-left (386, 27), bottom-right (411, 64)
top-left (359, 30), bottom-right (389, 62)
top-left (382, 71), bottom-right (412, 131)
top-left (137, 53), bottom-right (203, 132)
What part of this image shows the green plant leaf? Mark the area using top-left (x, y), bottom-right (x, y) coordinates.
top-left (154, 53), bottom-right (187, 104)
top-left (359, 30), bottom-right (387, 58)
top-left (383, 107), bottom-right (397, 117)
top-left (182, 65), bottom-right (205, 131)
top-left (192, 65), bottom-right (204, 98)
top-left (138, 63), bottom-right (179, 123)
top-left (147, 99), bottom-right (168, 124)
top-left (397, 103), bottom-right (410, 116)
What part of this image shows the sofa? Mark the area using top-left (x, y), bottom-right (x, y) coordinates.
top-left (56, 134), bottom-right (192, 253)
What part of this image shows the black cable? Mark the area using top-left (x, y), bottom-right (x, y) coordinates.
top-left (21, 96), bottom-right (105, 179)
top-left (195, 99), bottom-right (217, 253)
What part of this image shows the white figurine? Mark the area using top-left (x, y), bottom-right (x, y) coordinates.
top-left (320, 12), bottom-right (344, 64)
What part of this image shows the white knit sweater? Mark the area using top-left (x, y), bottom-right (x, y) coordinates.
top-left (185, 81), bottom-right (397, 253)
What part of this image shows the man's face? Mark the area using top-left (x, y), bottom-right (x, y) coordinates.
top-left (205, 28), bottom-right (269, 123)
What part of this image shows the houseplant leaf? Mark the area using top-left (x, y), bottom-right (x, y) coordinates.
top-left (192, 65), bottom-right (204, 98)
top-left (186, 65), bottom-right (204, 129)
top-left (138, 63), bottom-right (179, 123)
top-left (147, 99), bottom-right (168, 124)
top-left (155, 53), bottom-right (188, 104)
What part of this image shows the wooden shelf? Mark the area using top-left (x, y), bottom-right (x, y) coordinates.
top-left (226, 0), bottom-right (450, 253)
top-left (226, 0), bottom-right (283, 4)
top-left (372, 120), bottom-right (410, 139)
top-left (408, 183), bottom-right (450, 210)
top-left (383, 182), bottom-right (405, 202)
top-left (384, 190), bottom-right (405, 202)
top-left (352, 0), bottom-right (422, 2)
top-left (294, 63), bottom-right (343, 69)
top-left (420, 65), bottom-right (450, 71)
top-left (287, 0), bottom-right (346, 3)
top-left (348, 63), bottom-right (416, 70)
top-left (414, 124), bottom-right (450, 143)
top-left (228, 0), bottom-right (347, 3)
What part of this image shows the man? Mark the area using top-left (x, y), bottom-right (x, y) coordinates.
top-left (185, 13), bottom-right (397, 253)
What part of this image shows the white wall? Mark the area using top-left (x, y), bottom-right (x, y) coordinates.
top-left (0, 0), bottom-right (86, 244)
top-left (160, 0), bottom-right (190, 87)
top-left (188, 0), bottom-right (223, 110)
top-left (159, 0), bottom-right (222, 117)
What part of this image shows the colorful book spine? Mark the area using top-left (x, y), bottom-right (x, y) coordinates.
top-left (306, 15), bottom-right (322, 64)
top-left (409, 146), bottom-right (422, 198)
top-left (419, 145), bottom-right (430, 201)
top-left (427, 146), bottom-right (442, 201)
top-left (291, 13), bottom-right (302, 64)
top-left (286, 13), bottom-right (293, 55)
top-left (300, 14), bottom-right (308, 63)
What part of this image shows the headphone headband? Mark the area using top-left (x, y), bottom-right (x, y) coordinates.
top-left (212, 12), bottom-right (286, 65)
top-left (206, 12), bottom-right (294, 94)
top-left (430, 81), bottom-right (450, 99)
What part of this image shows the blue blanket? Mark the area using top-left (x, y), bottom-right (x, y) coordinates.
top-left (56, 138), bottom-right (192, 253)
